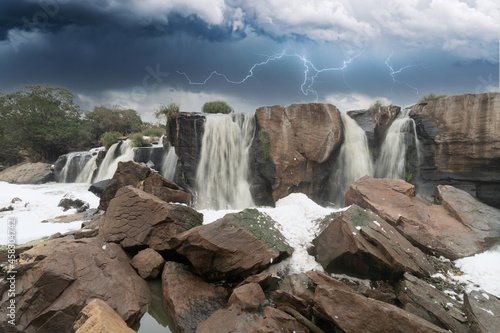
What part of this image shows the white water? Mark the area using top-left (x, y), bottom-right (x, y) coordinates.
top-left (330, 112), bottom-right (373, 205)
top-left (375, 109), bottom-right (421, 179)
top-left (161, 145), bottom-right (179, 181)
top-left (93, 140), bottom-right (135, 182)
top-left (196, 114), bottom-right (255, 210)
top-left (58, 152), bottom-right (93, 183)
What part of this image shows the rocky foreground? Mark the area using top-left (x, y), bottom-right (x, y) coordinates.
top-left (1, 161), bottom-right (499, 333)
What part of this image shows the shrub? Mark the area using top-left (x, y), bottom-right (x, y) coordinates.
top-left (142, 128), bottom-right (164, 138)
top-left (131, 133), bottom-right (149, 147)
top-left (202, 100), bottom-right (233, 114)
top-left (419, 93), bottom-right (447, 103)
top-left (369, 100), bottom-right (384, 110)
top-left (100, 131), bottom-right (122, 150)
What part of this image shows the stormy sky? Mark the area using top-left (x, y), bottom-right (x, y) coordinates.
top-left (0, 0), bottom-right (498, 121)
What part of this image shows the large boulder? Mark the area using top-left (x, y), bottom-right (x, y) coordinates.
top-left (0, 238), bottom-right (150, 333)
top-left (344, 176), bottom-right (498, 259)
top-left (308, 270), bottom-right (448, 333)
top-left (161, 261), bottom-right (229, 333)
top-left (100, 185), bottom-right (203, 252)
top-left (464, 291), bottom-right (500, 333)
top-left (0, 162), bottom-right (53, 184)
top-left (313, 205), bottom-right (435, 281)
top-left (252, 103), bottom-right (343, 203)
top-left (73, 299), bottom-right (135, 333)
top-left (411, 93), bottom-right (500, 208)
top-left (169, 209), bottom-right (293, 281)
top-left (98, 161), bottom-right (191, 210)
top-left (131, 248), bottom-right (166, 280)
top-left (397, 273), bottom-right (469, 333)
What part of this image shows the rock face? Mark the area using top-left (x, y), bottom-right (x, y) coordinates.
top-left (0, 162), bottom-right (53, 184)
top-left (133, 146), bottom-right (166, 173)
top-left (464, 291), bottom-right (500, 333)
top-left (161, 261), bottom-right (229, 333)
top-left (313, 205), bottom-right (435, 281)
top-left (411, 93), bottom-right (500, 208)
top-left (169, 209), bottom-right (293, 281)
top-left (0, 238), bottom-right (150, 333)
top-left (344, 176), bottom-right (500, 259)
top-left (252, 103), bottom-right (343, 203)
top-left (100, 185), bottom-right (202, 251)
top-left (98, 160), bottom-right (191, 210)
top-left (131, 248), bottom-right (166, 280)
top-left (73, 299), bottom-right (135, 333)
top-left (309, 270), bottom-right (448, 333)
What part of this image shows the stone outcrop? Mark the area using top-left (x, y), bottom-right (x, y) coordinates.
top-left (0, 162), bottom-right (53, 184)
top-left (169, 209), bottom-right (292, 281)
top-left (100, 185), bottom-right (202, 251)
top-left (313, 205), bottom-right (435, 281)
top-left (161, 261), bottom-right (229, 333)
top-left (464, 291), bottom-right (500, 333)
top-left (73, 299), bottom-right (135, 333)
top-left (133, 146), bottom-right (166, 173)
top-left (0, 238), bottom-right (150, 333)
top-left (309, 270), bottom-right (448, 333)
top-left (252, 103), bottom-right (343, 203)
top-left (411, 93), bottom-right (500, 208)
top-left (131, 248), bottom-right (166, 279)
top-left (344, 176), bottom-right (500, 259)
top-left (98, 160), bottom-right (191, 211)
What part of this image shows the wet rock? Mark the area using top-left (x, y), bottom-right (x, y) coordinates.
top-left (464, 291), bottom-right (500, 333)
top-left (100, 186), bottom-right (202, 252)
top-left (88, 179), bottom-right (110, 197)
top-left (131, 248), bottom-right (165, 280)
top-left (228, 283), bottom-right (267, 312)
top-left (73, 298), bottom-right (135, 333)
top-left (161, 261), bottom-right (229, 333)
top-left (0, 238), bottom-right (150, 333)
top-left (0, 162), bottom-right (53, 184)
top-left (169, 209), bottom-right (292, 281)
top-left (313, 204), bottom-right (435, 281)
top-left (235, 272), bottom-right (273, 291)
top-left (58, 197), bottom-right (89, 212)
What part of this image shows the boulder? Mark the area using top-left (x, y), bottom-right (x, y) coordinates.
top-left (131, 248), bottom-right (165, 279)
top-left (235, 272), bottom-right (273, 291)
top-left (464, 291), bottom-right (500, 333)
top-left (313, 204), bottom-right (435, 281)
top-left (100, 186), bottom-right (202, 251)
top-left (88, 179), bottom-right (110, 197)
top-left (228, 283), bottom-right (267, 312)
top-left (58, 197), bottom-right (89, 212)
top-left (169, 209), bottom-right (292, 281)
top-left (344, 176), bottom-right (494, 259)
top-left (411, 93), bottom-right (500, 208)
top-left (161, 261), bottom-right (229, 333)
top-left (0, 238), bottom-right (150, 333)
top-left (398, 273), bottom-right (469, 333)
top-left (98, 161), bottom-right (191, 211)
top-left (253, 103), bottom-right (343, 202)
top-left (73, 299), bottom-right (135, 333)
top-left (309, 270), bottom-right (448, 333)
top-left (0, 162), bottom-right (53, 184)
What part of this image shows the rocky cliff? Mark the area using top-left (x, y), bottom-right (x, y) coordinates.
top-left (411, 92), bottom-right (500, 207)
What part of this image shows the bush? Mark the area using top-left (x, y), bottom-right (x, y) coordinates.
top-left (419, 93), bottom-right (447, 103)
top-left (100, 131), bottom-right (122, 150)
top-left (202, 101), bottom-right (233, 114)
top-left (369, 100), bottom-right (383, 110)
top-left (142, 128), bottom-right (164, 138)
top-left (131, 133), bottom-right (149, 147)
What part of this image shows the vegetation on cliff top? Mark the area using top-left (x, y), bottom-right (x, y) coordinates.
top-left (202, 100), bottom-right (233, 114)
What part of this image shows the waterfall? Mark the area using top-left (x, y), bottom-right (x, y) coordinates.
top-left (196, 113), bottom-right (255, 210)
top-left (160, 143), bottom-right (179, 181)
top-left (94, 140), bottom-right (135, 182)
top-left (374, 109), bottom-right (421, 179)
top-left (58, 152), bottom-right (94, 183)
top-left (330, 112), bottom-right (374, 205)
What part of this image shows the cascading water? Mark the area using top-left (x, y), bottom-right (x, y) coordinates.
top-left (374, 109), bottom-right (421, 179)
top-left (330, 112), bottom-right (374, 205)
top-left (161, 143), bottom-right (179, 181)
top-left (58, 152), bottom-right (94, 183)
top-left (196, 113), bottom-right (255, 210)
top-left (94, 140), bottom-right (135, 182)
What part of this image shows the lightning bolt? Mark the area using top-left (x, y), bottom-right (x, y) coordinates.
top-left (177, 48), bottom-right (364, 101)
top-left (385, 48), bottom-right (423, 95)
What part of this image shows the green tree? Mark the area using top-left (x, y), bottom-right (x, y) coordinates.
top-left (85, 105), bottom-right (142, 143)
top-left (419, 93), bottom-right (447, 103)
top-left (131, 133), bottom-right (149, 147)
top-left (202, 100), bottom-right (233, 114)
top-left (0, 85), bottom-right (91, 162)
top-left (154, 102), bottom-right (180, 142)
top-left (100, 131), bottom-right (122, 150)
top-left (369, 100), bottom-right (384, 110)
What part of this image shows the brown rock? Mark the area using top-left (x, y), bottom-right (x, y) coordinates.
top-left (310, 271), bottom-right (448, 333)
top-left (0, 162), bottom-right (53, 184)
top-left (73, 298), bottom-right (135, 333)
top-left (273, 290), bottom-right (311, 317)
top-left (161, 261), bottom-right (229, 333)
top-left (228, 283), bottom-right (266, 312)
top-left (131, 248), bottom-right (166, 279)
top-left (235, 272), bottom-right (273, 291)
top-left (313, 205), bottom-right (435, 281)
top-left (279, 273), bottom-right (316, 305)
top-left (100, 185), bottom-right (202, 251)
top-left (374, 105), bottom-right (401, 144)
top-left (99, 161), bottom-right (190, 210)
top-left (0, 245), bottom-right (32, 264)
top-left (464, 291), bottom-right (500, 333)
top-left (0, 238), bottom-right (150, 333)
top-left (398, 273), bottom-right (468, 333)
top-left (255, 103), bottom-right (343, 201)
top-left (344, 176), bottom-right (491, 259)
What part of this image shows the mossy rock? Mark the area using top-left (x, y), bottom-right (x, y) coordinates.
top-left (231, 208), bottom-right (293, 262)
